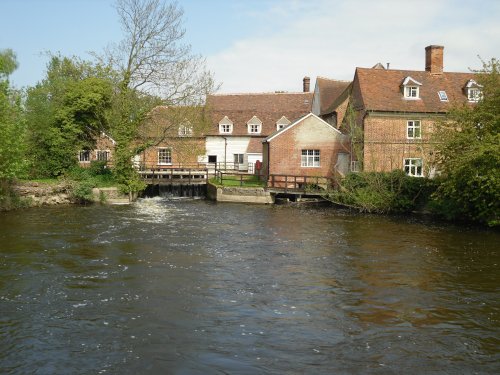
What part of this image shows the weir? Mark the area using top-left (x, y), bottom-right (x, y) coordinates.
top-left (143, 183), bottom-right (207, 198)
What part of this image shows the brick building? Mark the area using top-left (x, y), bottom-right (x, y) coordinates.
top-left (203, 78), bottom-right (313, 171)
top-left (135, 105), bottom-right (207, 169)
top-left (262, 113), bottom-right (350, 183)
top-left (78, 133), bottom-right (116, 167)
top-left (346, 45), bottom-right (479, 177)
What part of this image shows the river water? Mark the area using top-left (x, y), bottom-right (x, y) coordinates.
top-left (0, 198), bottom-right (498, 374)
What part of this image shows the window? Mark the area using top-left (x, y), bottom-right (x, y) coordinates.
top-left (220, 124), bottom-right (232, 133)
top-left (158, 148), bottom-right (172, 165)
top-left (234, 154), bottom-right (244, 165)
top-left (276, 115), bottom-right (291, 130)
top-left (405, 86), bottom-right (419, 98)
top-left (249, 124), bottom-right (261, 134)
top-left (178, 125), bottom-right (193, 136)
top-left (404, 158), bottom-right (423, 177)
top-left (208, 155), bottom-right (217, 163)
top-left (247, 115), bottom-right (262, 134)
top-left (407, 120), bottom-right (421, 139)
top-left (79, 150), bottom-right (90, 162)
top-left (468, 88), bottom-right (481, 102)
top-left (96, 150), bottom-right (110, 161)
top-left (219, 116), bottom-right (233, 134)
top-left (438, 91), bottom-right (448, 101)
top-left (301, 150), bottom-right (320, 167)
top-left (402, 76), bottom-right (422, 99)
top-left (465, 79), bottom-right (483, 102)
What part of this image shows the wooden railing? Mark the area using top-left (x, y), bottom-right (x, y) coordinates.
top-left (213, 171), bottom-right (265, 187)
top-left (267, 175), bottom-right (332, 193)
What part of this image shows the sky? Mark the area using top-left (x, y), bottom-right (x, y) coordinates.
top-left (1, 0), bottom-right (499, 93)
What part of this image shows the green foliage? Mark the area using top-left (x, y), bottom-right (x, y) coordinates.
top-left (0, 49), bottom-right (26, 181)
top-left (0, 49), bottom-right (18, 78)
top-left (24, 55), bottom-right (113, 178)
top-left (70, 179), bottom-right (95, 204)
top-left (432, 58), bottom-right (500, 226)
top-left (329, 170), bottom-right (437, 214)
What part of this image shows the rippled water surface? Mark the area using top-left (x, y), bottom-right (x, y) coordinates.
top-left (0, 199), bottom-right (499, 374)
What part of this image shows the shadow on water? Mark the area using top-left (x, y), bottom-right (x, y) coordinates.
top-left (0, 201), bottom-right (498, 374)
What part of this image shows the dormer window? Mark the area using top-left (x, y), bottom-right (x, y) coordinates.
top-left (247, 115), bottom-right (262, 134)
top-left (276, 115), bottom-right (291, 130)
top-left (402, 76), bottom-right (422, 99)
top-left (465, 79), bottom-right (483, 102)
top-left (178, 123), bottom-right (193, 136)
top-left (219, 116), bottom-right (233, 134)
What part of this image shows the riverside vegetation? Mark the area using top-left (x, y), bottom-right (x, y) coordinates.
top-left (0, 1), bottom-right (498, 226)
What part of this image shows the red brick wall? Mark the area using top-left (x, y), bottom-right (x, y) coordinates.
top-left (78, 134), bottom-right (115, 167)
top-left (363, 114), bottom-right (438, 174)
top-left (267, 115), bottom-right (349, 178)
top-left (140, 137), bottom-right (205, 167)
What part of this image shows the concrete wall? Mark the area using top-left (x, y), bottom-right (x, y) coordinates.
top-left (207, 183), bottom-right (273, 204)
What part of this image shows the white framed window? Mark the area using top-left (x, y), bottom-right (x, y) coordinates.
top-left (247, 115), bottom-right (262, 134)
top-left (220, 124), bottom-right (232, 133)
top-left (276, 115), bottom-right (291, 130)
top-left (404, 86), bottom-right (419, 98)
top-left (79, 150), bottom-right (90, 163)
top-left (402, 76), bottom-right (422, 100)
top-left (404, 158), bottom-right (423, 177)
top-left (158, 148), bottom-right (172, 165)
top-left (438, 91), bottom-right (448, 101)
top-left (465, 79), bottom-right (483, 102)
top-left (407, 120), bottom-right (421, 139)
top-left (301, 150), bottom-right (320, 167)
top-left (96, 150), bottom-right (110, 161)
top-left (249, 124), bottom-right (261, 134)
top-left (178, 125), bottom-right (193, 136)
top-left (218, 116), bottom-right (233, 134)
top-left (468, 88), bottom-right (482, 102)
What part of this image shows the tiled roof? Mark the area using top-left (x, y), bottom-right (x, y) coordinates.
top-left (354, 67), bottom-right (476, 113)
top-left (246, 137), bottom-right (266, 153)
top-left (314, 77), bottom-right (351, 115)
top-left (206, 92), bottom-right (313, 136)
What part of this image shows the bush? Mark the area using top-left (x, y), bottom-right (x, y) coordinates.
top-left (329, 170), bottom-right (437, 214)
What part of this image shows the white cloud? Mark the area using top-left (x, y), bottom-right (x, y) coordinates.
top-left (207, 0), bottom-right (500, 93)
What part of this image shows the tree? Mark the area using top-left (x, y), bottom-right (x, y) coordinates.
top-left (0, 49), bottom-right (25, 181)
top-left (99, 0), bottom-right (216, 196)
top-left (25, 56), bottom-right (113, 177)
top-left (432, 58), bottom-right (500, 226)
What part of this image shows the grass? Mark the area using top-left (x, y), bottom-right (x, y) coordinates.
top-left (210, 175), bottom-right (266, 188)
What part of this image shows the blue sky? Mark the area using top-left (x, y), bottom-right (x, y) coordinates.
top-left (1, 0), bottom-right (499, 93)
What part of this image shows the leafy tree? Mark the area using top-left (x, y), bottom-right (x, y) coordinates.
top-left (97, 0), bottom-right (216, 196)
top-left (25, 56), bottom-right (113, 177)
top-left (0, 49), bottom-right (25, 180)
top-left (432, 58), bottom-right (500, 226)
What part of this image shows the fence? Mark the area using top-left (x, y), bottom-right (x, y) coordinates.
top-left (267, 175), bottom-right (333, 193)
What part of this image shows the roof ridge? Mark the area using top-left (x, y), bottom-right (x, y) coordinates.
top-left (316, 76), bottom-right (351, 83)
top-left (209, 91), bottom-right (312, 97)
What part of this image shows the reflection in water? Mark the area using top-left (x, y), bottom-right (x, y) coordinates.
top-left (0, 199), bottom-right (498, 374)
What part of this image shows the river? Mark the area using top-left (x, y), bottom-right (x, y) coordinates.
top-left (0, 198), bottom-right (499, 374)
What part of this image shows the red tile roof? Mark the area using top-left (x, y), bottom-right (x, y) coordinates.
top-left (354, 67), bottom-right (476, 113)
top-left (206, 92), bottom-right (313, 136)
top-left (314, 77), bottom-right (351, 115)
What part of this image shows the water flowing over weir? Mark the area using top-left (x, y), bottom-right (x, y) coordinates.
top-left (143, 183), bottom-right (207, 198)
top-left (0, 200), bottom-right (499, 374)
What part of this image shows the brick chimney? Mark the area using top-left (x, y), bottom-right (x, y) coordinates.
top-left (303, 76), bottom-right (310, 92)
top-left (425, 45), bottom-right (444, 74)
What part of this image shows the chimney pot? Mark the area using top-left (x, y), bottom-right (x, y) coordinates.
top-left (303, 76), bottom-right (310, 92)
top-left (425, 45), bottom-right (444, 74)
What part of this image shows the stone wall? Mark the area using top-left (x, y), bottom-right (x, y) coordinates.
top-left (13, 182), bottom-right (72, 206)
